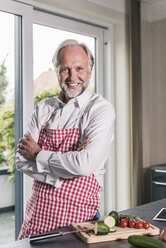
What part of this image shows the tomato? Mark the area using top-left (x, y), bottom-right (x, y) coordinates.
top-left (136, 221), bottom-right (144, 229)
top-left (144, 221), bottom-right (150, 229)
top-left (119, 216), bottom-right (125, 221)
top-left (121, 218), bottom-right (128, 228)
top-left (129, 219), bottom-right (136, 228)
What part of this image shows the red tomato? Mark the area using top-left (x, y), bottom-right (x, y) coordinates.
top-left (129, 219), bottom-right (136, 228)
top-left (136, 221), bottom-right (144, 229)
top-left (120, 216), bottom-right (124, 221)
top-left (144, 221), bottom-right (150, 229)
top-left (121, 218), bottom-right (128, 228)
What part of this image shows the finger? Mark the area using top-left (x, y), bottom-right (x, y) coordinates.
top-left (18, 143), bottom-right (27, 150)
top-left (77, 147), bottom-right (83, 151)
top-left (77, 143), bottom-right (88, 151)
top-left (18, 148), bottom-right (26, 156)
top-left (77, 145), bottom-right (86, 151)
top-left (19, 138), bottom-right (28, 145)
top-left (83, 138), bottom-right (90, 143)
top-left (84, 139), bottom-right (90, 146)
top-left (18, 149), bottom-right (30, 160)
top-left (79, 139), bottom-right (90, 147)
top-left (77, 146), bottom-right (82, 151)
top-left (79, 139), bottom-right (88, 145)
top-left (24, 133), bottom-right (34, 142)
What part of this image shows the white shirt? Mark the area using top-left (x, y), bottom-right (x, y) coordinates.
top-left (15, 89), bottom-right (115, 189)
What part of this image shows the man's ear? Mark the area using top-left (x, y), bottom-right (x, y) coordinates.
top-left (89, 66), bottom-right (93, 77)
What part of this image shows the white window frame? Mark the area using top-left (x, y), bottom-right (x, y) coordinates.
top-left (0, 0), bottom-right (33, 238)
top-left (0, 0), bottom-right (34, 128)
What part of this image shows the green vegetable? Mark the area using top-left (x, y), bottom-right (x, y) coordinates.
top-left (94, 222), bottom-right (110, 235)
top-left (104, 216), bottom-right (115, 228)
top-left (128, 235), bottom-right (166, 248)
top-left (109, 211), bottom-right (119, 225)
top-left (109, 228), bottom-right (116, 233)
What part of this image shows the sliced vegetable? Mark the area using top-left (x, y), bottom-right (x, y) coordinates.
top-left (128, 235), bottom-right (166, 248)
top-left (109, 228), bottom-right (116, 233)
top-left (94, 222), bottom-right (110, 235)
top-left (109, 211), bottom-right (119, 225)
top-left (104, 216), bottom-right (115, 229)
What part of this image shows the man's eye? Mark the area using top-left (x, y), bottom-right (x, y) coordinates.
top-left (61, 67), bottom-right (68, 72)
top-left (77, 67), bottom-right (83, 71)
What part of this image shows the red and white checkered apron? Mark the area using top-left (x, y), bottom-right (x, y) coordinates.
top-left (18, 126), bottom-right (100, 239)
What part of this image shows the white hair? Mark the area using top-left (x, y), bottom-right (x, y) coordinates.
top-left (52, 39), bottom-right (94, 70)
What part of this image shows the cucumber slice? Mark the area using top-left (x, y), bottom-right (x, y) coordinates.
top-left (94, 222), bottom-right (110, 235)
top-left (104, 216), bottom-right (115, 228)
top-left (128, 235), bottom-right (166, 248)
top-left (109, 211), bottom-right (119, 225)
top-left (109, 228), bottom-right (116, 233)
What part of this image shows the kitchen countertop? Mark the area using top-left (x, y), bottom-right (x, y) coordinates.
top-left (1, 198), bottom-right (166, 248)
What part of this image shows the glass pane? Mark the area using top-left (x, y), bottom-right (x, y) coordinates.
top-left (33, 24), bottom-right (95, 103)
top-left (0, 11), bottom-right (15, 244)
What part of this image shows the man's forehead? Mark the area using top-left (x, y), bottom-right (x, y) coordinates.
top-left (60, 45), bottom-right (87, 57)
top-left (59, 45), bottom-right (88, 66)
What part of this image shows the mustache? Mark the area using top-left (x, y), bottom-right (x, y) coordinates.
top-left (65, 80), bottom-right (84, 85)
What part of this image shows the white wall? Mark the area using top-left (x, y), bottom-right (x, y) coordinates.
top-left (141, 1), bottom-right (166, 203)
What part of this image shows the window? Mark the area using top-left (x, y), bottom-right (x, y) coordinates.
top-left (0, 0), bottom-right (33, 241)
top-left (0, 11), bottom-right (15, 244)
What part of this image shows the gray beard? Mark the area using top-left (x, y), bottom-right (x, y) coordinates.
top-left (59, 81), bottom-right (88, 100)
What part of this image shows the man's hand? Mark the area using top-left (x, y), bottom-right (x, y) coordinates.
top-left (77, 138), bottom-right (89, 151)
top-left (18, 134), bottom-right (42, 162)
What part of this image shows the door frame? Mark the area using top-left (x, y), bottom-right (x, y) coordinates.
top-left (0, 0), bottom-right (33, 238)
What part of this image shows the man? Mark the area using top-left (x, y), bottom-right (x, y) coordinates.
top-left (16, 39), bottom-right (115, 239)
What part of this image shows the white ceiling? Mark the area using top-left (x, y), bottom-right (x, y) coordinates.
top-left (141, 0), bottom-right (166, 21)
top-left (88, 0), bottom-right (165, 13)
top-left (87, 0), bottom-right (125, 13)
top-left (142, 0), bottom-right (164, 4)
top-left (88, 0), bottom-right (166, 21)
top-left (19, 0), bottom-right (166, 22)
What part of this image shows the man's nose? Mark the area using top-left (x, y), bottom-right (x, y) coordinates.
top-left (69, 69), bottom-right (77, 81)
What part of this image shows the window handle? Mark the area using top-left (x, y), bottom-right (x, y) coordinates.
top-left (152, 181), bottom-right (166, 186)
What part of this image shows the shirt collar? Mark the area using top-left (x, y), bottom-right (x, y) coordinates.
top-left (75, 89), bottom-right (92, 109)
top-left (58, 89), bottom-right (92, 109)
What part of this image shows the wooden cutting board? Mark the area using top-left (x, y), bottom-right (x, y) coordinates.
top-left (72, 221), bottom-right (160, 244)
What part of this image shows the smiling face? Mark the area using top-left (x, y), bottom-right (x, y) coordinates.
top-left (57, 45), bottom-right (92, 103)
